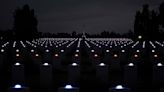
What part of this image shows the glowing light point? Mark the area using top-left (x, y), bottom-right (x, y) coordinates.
top-left (152, 50), bottom-right (155, 53)
top-left (138, 35), bottom-right (142, 39)
top-left (99, 63), bottom-right (105, 66)
top-left (16, 54), bottom-right (20, 57)
top-left (121, 50), bottom-right (125, 53)
top-left (14, 84), bottom-right (22, 88)
top-left (15, 62), bottom-right (21, 66)
top-left (31, 49), bottom-right (34, 53)
top-left (114, 54), bottom-right (118, 58)
top-left (16, 49), bottom-right (19, 52)
top-left (35, 54), bottom-right (39, 57)
top-left (136, 50), bottom-right (140, 52)
top-left (91, 50), bottom-right (95, 52)
top-left (157, 63), bottom-right (163, 66)
top-left (1, 49), bottom-right (4, 52)
top-left (76, 50), bottom-right (79, 52)
top-left (154, 54), bottom-right (158, 58)
top-left (106, 50), bottom-right (109, 53)
top-left (55, 54), bottom-right (59, 57)
top-left (94, 54), bottom-right (98, 57)
top-left (115, 85), bottom-right (124, 89)
top-left (72, 63), bottom-right (78, 66)
top-left (43, 63), bottom-right (49, 66)
top-left (128, 63), bottom-right (134, 66)
top-left (65, 85), bottom-right (73, 89)
top-left (61, 49), bottom-right (64, 52)
top-left (75, 54), bottom-right (79, 57)
top-left (45, 49), bottom-right (49, 52)
top-left (134, 54), bottom-right (138, 58)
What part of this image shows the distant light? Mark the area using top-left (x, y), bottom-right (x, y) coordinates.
top-left (16, 49), bottom-right (19, 52)
top-left (1, 49), bottom-right (4, 52)
top-left (121, 50), bottom-right (125, 53)
top-left (76, 50), bottom-right (79, 52)
top-left (15, 62), bottom-right (21, 66)
top-left (72, 63), bottom-right (78, 66)
top-left (136, 50), bottom-right (140, 52)
top-left (43, 63), bottom-right (49, 66)
top-left (14, 84), bottom-right (22, 89)
top-left (157, 63), bottom-right (163, 66)
top-left (61, 49), bottom-right (64, 52)
top-left (152, 50), bottom-right (155, 53)
top-left (128, 63), bottom-right (134, 66)
top-left (115, 85), bottom-right (124, 89)
top-left (65, 85), bottom-right (73, 89)
top-left (55, 54), bottom-right (59, 57)
top-left (91, 50), bottom-right (95, 52)
top-left (138, 35), bottom-right (142, 39)
top-left (134, 54), bottom-right (138, 58)
top-left (75, 54), bottom-right (79, 57)
top-left (99, 63), bottom-right (105, 66)
top-left (106, 50), bottom-right (109, 53)
top-left (45, 49), bottom-right (49, 52)
top-left (154, 54), bottom-right (158, 58)
top-left (31, 49), bottom-right (34, 53)
top-left (94, 54), bottom-right (98, 57)
top-left (114, 54), bottom-right (118, 58)
top-left (35, 54), bottom-right (39, 57)
top-left (16, 54), bottom-right (20, 57)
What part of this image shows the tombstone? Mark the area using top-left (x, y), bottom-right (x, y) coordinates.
top-left (110, 53), bottom-right (121, 71)
top-left (0, 49), bottom-right (7, 69)
top-left (109, 53), bottom-right (123, 86)
top-left (130, 53), bottom-right (140, 64)
top-left (152, 63), bottom-right (164, 87)
top-left (103, 50), bottom-right (112, 65)
top-left (58, 85), bottom-right (79, 92)
top-left (52, 53), bottom-right (62, 70)
top-left (8, 84), bottom-right (29, 92)
top-left (30, 53), bottom-right (42, 69)
top-left (109, 85), bottom-right (131, 92)
top-left (14, 53), bottom-right (24, 63)
top-left (160, 88), bottom-right (164, 92)
top-left (72, 53), bottom-right (80, 65)
top-left (68, 63), bottom-right (80, 85)
top-left (149, 52), bottom-right (160, 65)
top-left (12, 63), bottom-right (25, 85)
top-left (119, 49), bottom-right (131, 65)
top-left (89, 52), bottom-right (101, 67)
top-left (123, 63), bottom-right (137, 87)
top-left (40, 63), bottom-right (53, 92)
top-left (43, 49), bottom-right (52, 63)
top-left (96, 63), bottom-right (109, 85)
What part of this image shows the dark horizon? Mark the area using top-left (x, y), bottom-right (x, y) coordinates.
top-left (0, 0), bottom-right (163, 34)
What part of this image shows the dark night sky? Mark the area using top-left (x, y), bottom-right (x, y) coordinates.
top-left (0, 0), bottom-right (163, 34)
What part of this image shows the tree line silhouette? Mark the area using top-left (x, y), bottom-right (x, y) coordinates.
top-left (0, 3), bottom-right (164, 40)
